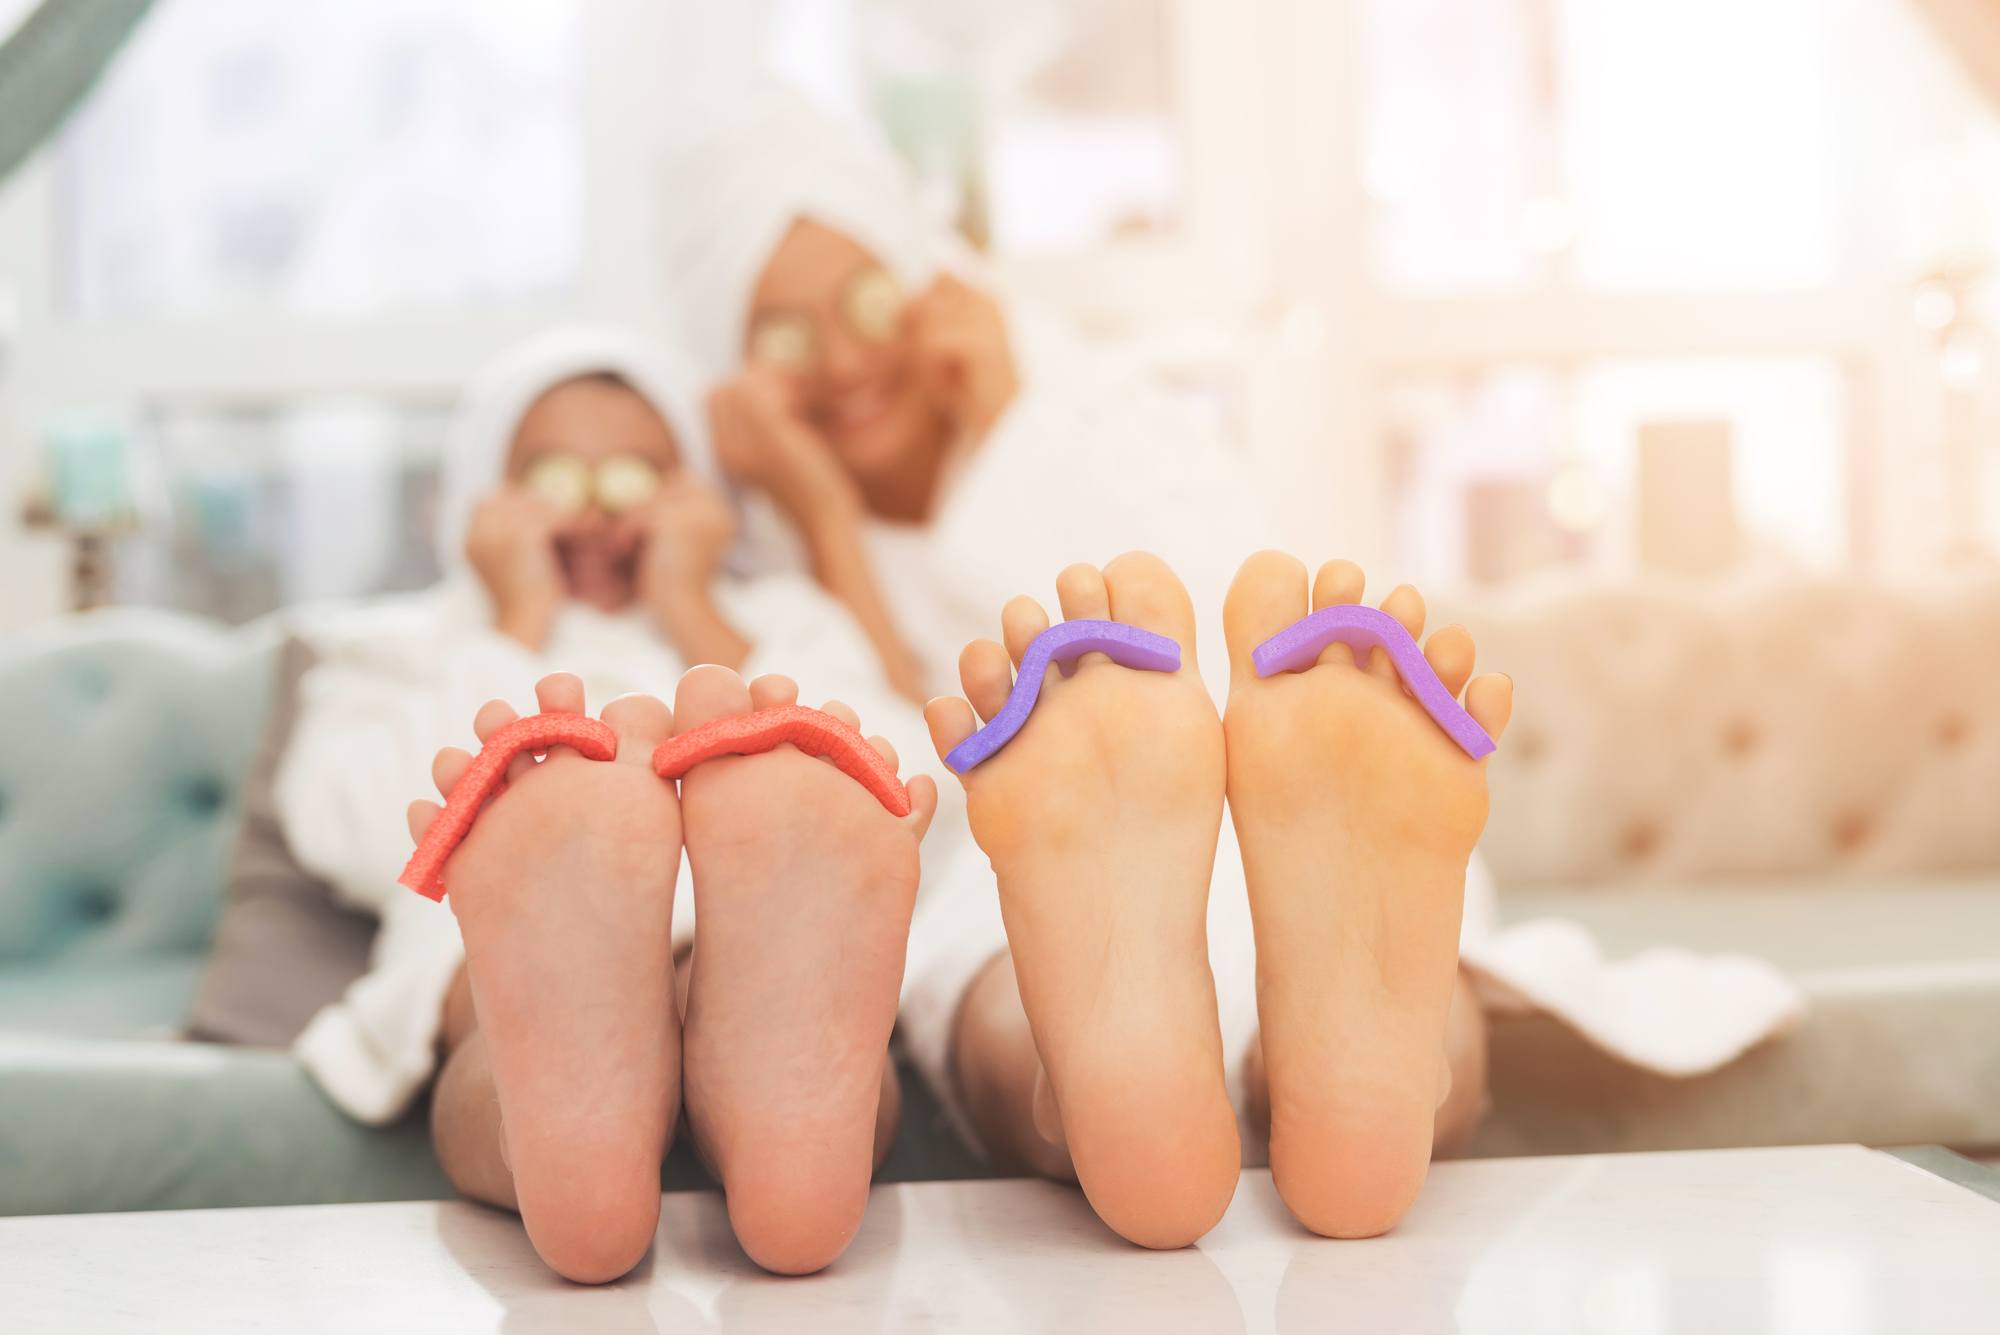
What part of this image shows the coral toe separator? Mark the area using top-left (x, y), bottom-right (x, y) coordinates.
top-left (1251, 604), bottom-right (1497, 760)
top-left (944, 618), bottom-right (1182, 774)
top-left (650, 704), bottom-right (911, 817)
top-left (399, 712), bottom-right (620, 902)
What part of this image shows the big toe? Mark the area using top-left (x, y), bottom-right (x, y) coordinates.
top-left (1101, 551), bottom-right (1200, 662)
top-left (672, 664), bottom-right (754, 731)
top-left (1224, 550), bottom-right (1310, 688)
top-left (601, 692), bottom-right (674, 758)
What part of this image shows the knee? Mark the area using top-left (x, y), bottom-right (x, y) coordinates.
top-left (521, 1184), bottom-right (661, 1284)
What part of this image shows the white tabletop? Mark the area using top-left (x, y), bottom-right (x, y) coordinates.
top-left (6, 1145), bottom-right (1997, 1333)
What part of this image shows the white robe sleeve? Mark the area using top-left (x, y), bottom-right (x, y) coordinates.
top-left (276, 611), bottom-right (546, 1124)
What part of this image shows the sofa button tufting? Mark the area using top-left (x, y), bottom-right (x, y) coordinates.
top-left (1830, 812), bottom-right (1870, 852)
top-left (74, 887), bottom-right (119, 921)
top-left (179, 774), bottom-right (226, 815)
top-left (71, 663), bottom-right (112, 701)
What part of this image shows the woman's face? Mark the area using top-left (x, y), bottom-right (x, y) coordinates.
top-left (745, 218), bottom-right (941, 482)
top-left (504, 374), bottom-right (679, 612)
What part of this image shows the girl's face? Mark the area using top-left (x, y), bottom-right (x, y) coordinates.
top-left (745, 218), bottom-right (942, 483)
top-left (503, 374), bottom-right (679, 612)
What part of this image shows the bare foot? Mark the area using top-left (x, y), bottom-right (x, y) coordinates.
top-left (925, 552), bottom-right (1240, 1249)
top-left (1222, 553), bottom-right (1512, 1238)
top-left (672, 666), bottom-right (937, 1276)
top-left (409, 673), bottom-right (681, 1283)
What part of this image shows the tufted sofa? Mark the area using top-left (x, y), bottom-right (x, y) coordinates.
top-left (2, 578), bottom-right (1996, 1213)
top-left (0, 611), bottom-right (447, 1214)
top-left (1443, 572), bottom-right (2000, 1156)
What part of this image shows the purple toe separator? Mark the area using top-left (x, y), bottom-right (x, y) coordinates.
top-left (945, 619), bottom-right (1181, 773)
top-left (1251, 605), bottom-right (1497, 760)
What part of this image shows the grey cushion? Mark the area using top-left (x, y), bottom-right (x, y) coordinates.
top-left (1471, 876), bottom-right (2000, 1157)
top-left (183, 637), bottom-right (377, 1048)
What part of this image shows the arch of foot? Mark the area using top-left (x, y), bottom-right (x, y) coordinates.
top-left (0, 615), bottom-right (274, 970)
top-left (1433, 575), bottom-right (2000, 889)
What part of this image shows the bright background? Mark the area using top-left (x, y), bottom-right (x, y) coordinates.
top-left (3, 0), bottom-right (1998, 628)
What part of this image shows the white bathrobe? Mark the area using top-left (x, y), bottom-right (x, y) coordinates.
top-left (657, 84), bottom-right (1807, 1158)
top-left (278, 326), bottom-right (942, 1124)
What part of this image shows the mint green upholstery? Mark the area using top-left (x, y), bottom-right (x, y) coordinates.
top-left (0, 610), bottom-right (446, 1214)
top-left (0, 610), bottom-right (266, 980)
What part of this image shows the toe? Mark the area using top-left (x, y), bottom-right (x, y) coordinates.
top-left (819, 699), bottom-right (862, 730)
top-left (903, 773), bottom-right (939, 841)
top-left (748, 674), bottom-right (799, 710)
top-left (959, 639), bottom-right (1015, 722)
top-left (432, 746), bottom-right (474, 799)
top-left (407, 798), bottom-right (441, 842)
top-left (1224, 550), bottom-right (1310, 689)
top-left (601, 692), bottom-right (674, 753)
top-left (1102, 551), bottom-right (1200, 666)
top-left (1465, 672), bottom-right (1513, 742)
top-left (1311, 559), bottom-right (1365, 610)
top-left (925, 696), bottom-right (979, 763)
top-left (1371, 584), bottom-right (1427, 680)
top-left (534, 672), bottom-right (586, 715)
top-left (1424, 625), bottom-right (1476, 698)
top-left (534, 673), bottom-right (591, 758)
top-left (1312, 560), bottom-right (1367, 667)
top-left (672, 664), bottom-right (753, 731)
top-left (472, 698), bottom-right (518, 744)
top-left (1055, 563), bottom-right (1112, 622)
top-left (1001, 595), bottom-right (1051, 666)
top-left (866, 733), bottom-right (899, 770)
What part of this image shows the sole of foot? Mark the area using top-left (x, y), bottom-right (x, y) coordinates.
top-left (672, 666), bottom-right (937, 1276)
top-left (1221, 552), bottom-right (1511, 1238)
top-left (925, 551), bottom-right (1241, 1250)
top-left (412, 673), bottom-right (682, 1283)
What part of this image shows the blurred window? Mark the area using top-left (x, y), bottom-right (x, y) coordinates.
top-left (1362, 0), bottom-right (1840, 294)
top-left (117, 400), bottom-right (447, 622)
top-left (60, 0), bottom-right (583, 321)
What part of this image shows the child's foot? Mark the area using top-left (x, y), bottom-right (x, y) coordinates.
top-left (1222, 553), bottom-right (1512, 1238)
top-left (409, 673), bottom-right (682, 1283)
top-left (925, 552), bottom-right (1241, 1249)
top-left (672, 667), bottom-right (937, 1276)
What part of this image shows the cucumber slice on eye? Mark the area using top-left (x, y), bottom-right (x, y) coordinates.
top-left (843, 266), bottom-right (903, 342)
top-left (749, 311), bottom-right (818, 371)
top-left (522, 454), bottom-right (590, 516)
top-left (595, 454), bottom-right (660, 514)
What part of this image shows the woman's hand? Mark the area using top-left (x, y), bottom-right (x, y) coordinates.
top-left (464, 486), bottom-right (564, 650)
top-left (707, 366), bottom-right (861, 537)
top-left (906, 274), bottom-right (1018, 442)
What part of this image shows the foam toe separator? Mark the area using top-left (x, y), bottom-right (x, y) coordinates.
top-left (1251, 604), bottom-right (1496, 759)
top-left (944, 618), bottom-right (1182, 774)
top-left (399, 712), bottom-right (620, 901)
top-left (651, 704), bottom-right (911, 816)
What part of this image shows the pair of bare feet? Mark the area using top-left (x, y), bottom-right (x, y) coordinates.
top-left (412, 667), bottom-right (937, 1282)
top-left (926, 551), bottom-right (1512, 1249)
top-left (416, 548), bottom-right (1509, 1282)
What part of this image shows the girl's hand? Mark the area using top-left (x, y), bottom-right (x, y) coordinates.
top-left (465, 486), bottom-right (564, 649)
top-left (626, 470), bottom-right (737, 605)
top-left (707, 365), bottom-right (862, 536)
top-left (906, 274), bottom-right (1018, 442)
